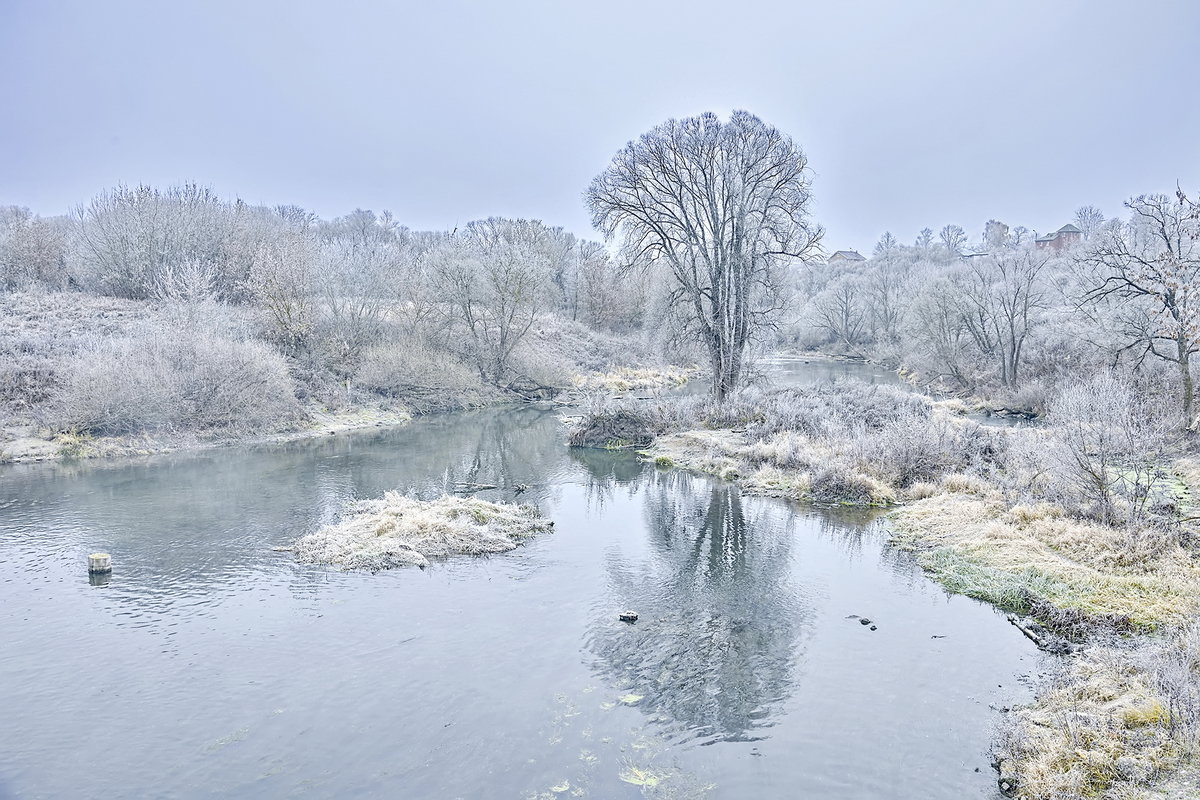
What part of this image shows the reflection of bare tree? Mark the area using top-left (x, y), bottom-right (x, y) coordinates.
top-left (435, 405), bottom-right (566, 504)
top-left (567, 446), bottom-right (650, 513)
top-left (586, 471), bottom-right (810, 742)
top-left (814, 512), bottom-right (870, 562)
top-left (813, 510), bottom-right (925, 588)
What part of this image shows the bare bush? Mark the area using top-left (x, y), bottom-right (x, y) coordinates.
top-left (0, 206), bottom-right (67, 290)
top-left (355, 341), bottom-right (490, 413)
top-left (55, 311), bottom-right (301, 436)
top-left (1042, 374), bottom-right (1175, 525)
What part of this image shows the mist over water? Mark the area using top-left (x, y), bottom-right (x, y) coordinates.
top-left (0, 374), bottom-right (1040, 798)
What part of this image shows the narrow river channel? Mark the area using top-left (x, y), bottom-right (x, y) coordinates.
top-left (0, 366), bottom-right (1041, 799)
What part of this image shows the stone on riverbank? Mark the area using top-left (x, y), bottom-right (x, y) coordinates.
top-left (292, 492), bottom-right (552, 570)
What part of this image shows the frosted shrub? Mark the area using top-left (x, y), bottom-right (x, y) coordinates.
top-left (1147, 620), bottom-right (1200, 752)
top-left (1042, 375), bottom-right (1174, 525)
top-left (0, 206), bottom-right (67, 290)
top-left (856, 412), bottom-right (1004, 488)
top-left (356, 341), bottom-right (488, 412)
top-left (0, 292), bottom-right (153, 423)
top-left (56, 321), bottom-right (300, 436)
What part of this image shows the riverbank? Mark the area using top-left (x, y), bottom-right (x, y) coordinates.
top-left (784, 347), bottom-right (1046, 420)
top-left (0, 290), bottom-right (688, 466)
top-left (568, 382), bottom-right (1200, 799)
top-left (1, 362), bottom-right (702, 465)
top-left (0, 402), bottom-right (417, 464)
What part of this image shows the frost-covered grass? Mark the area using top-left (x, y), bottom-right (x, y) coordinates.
top-left (572, 365), bottom-right (693, 393)
top-left (292, 493), bottom-right (553, 570)
top-left (619, 382), bottom-right (990, 507)
top-left (890, 493), bottom-right (1200, 631)
top-left (996, 625), bottom-right (1200, 800)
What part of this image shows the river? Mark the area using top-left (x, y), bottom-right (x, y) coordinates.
top-left (0, 364), bottom-right (1041, 799)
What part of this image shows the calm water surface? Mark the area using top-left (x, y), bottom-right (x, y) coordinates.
top-left (0, 377), bottom-right (1040, 799)
top-left (759, 355), bottom-right (905, 388)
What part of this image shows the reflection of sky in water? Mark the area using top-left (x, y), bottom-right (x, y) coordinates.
top-left (0, 393), bottom-right (1042, 799)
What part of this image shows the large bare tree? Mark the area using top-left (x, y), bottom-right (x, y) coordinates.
top-left (1085, 192), bottom-right (1200, 425)
top-left (587, 110), bottom-right (822, 400)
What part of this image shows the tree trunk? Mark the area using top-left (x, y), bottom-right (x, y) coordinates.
top-left (708, 332), bottom-right (744, 404)
top-left (1180, 335), bottom-right (1195, 427)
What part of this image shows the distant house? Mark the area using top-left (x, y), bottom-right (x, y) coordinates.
top-left (827, 250), bottom-right (866, 265)
top-left (1035, 223), bottom-right (1082, 252)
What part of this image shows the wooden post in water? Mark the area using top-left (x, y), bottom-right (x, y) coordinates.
top-left (88, 553), bottom-right (112, 575)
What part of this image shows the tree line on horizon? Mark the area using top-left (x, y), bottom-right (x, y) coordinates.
top-left (0, 109), bottom-right (1196, 436)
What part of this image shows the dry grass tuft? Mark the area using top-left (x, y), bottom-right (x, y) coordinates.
top-left (292, 493), bottom-right (552, 570)
top-left (573, 366), bottom-right (692, 392)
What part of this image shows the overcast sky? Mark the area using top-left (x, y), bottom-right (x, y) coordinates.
top-left (3, 0), bottom-right (1198, 252)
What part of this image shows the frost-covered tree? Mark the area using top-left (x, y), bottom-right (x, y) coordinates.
top-left (873, 231), bottom-right (898, 256)
top-left (247, 223), bottom-right (317, 354)
top-left (1085, 193), bottom-right (1200, 424)
top-left (864, 253), bottom-right (911, 343)
top-left (915, 227), bottom-right (934, 251)
top-left (813, 275), bottom-right (869, 348)
top-left (939, 224), bottom-right (968, 256)
top-left (1074, 205), bottom-right (1106, 240)
top-left (431, 218), bottom-right (558, 387)
top-left (904, 274), bottom-right (975, 389)
top-left (587, 111), bottom-right (821, 400)
top-left (984, 219), bottom-right (1010, 250)
top-left (312, 209), bottom-right (413, 373)
top-left (960, 249), bottom-right (1049, 388)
